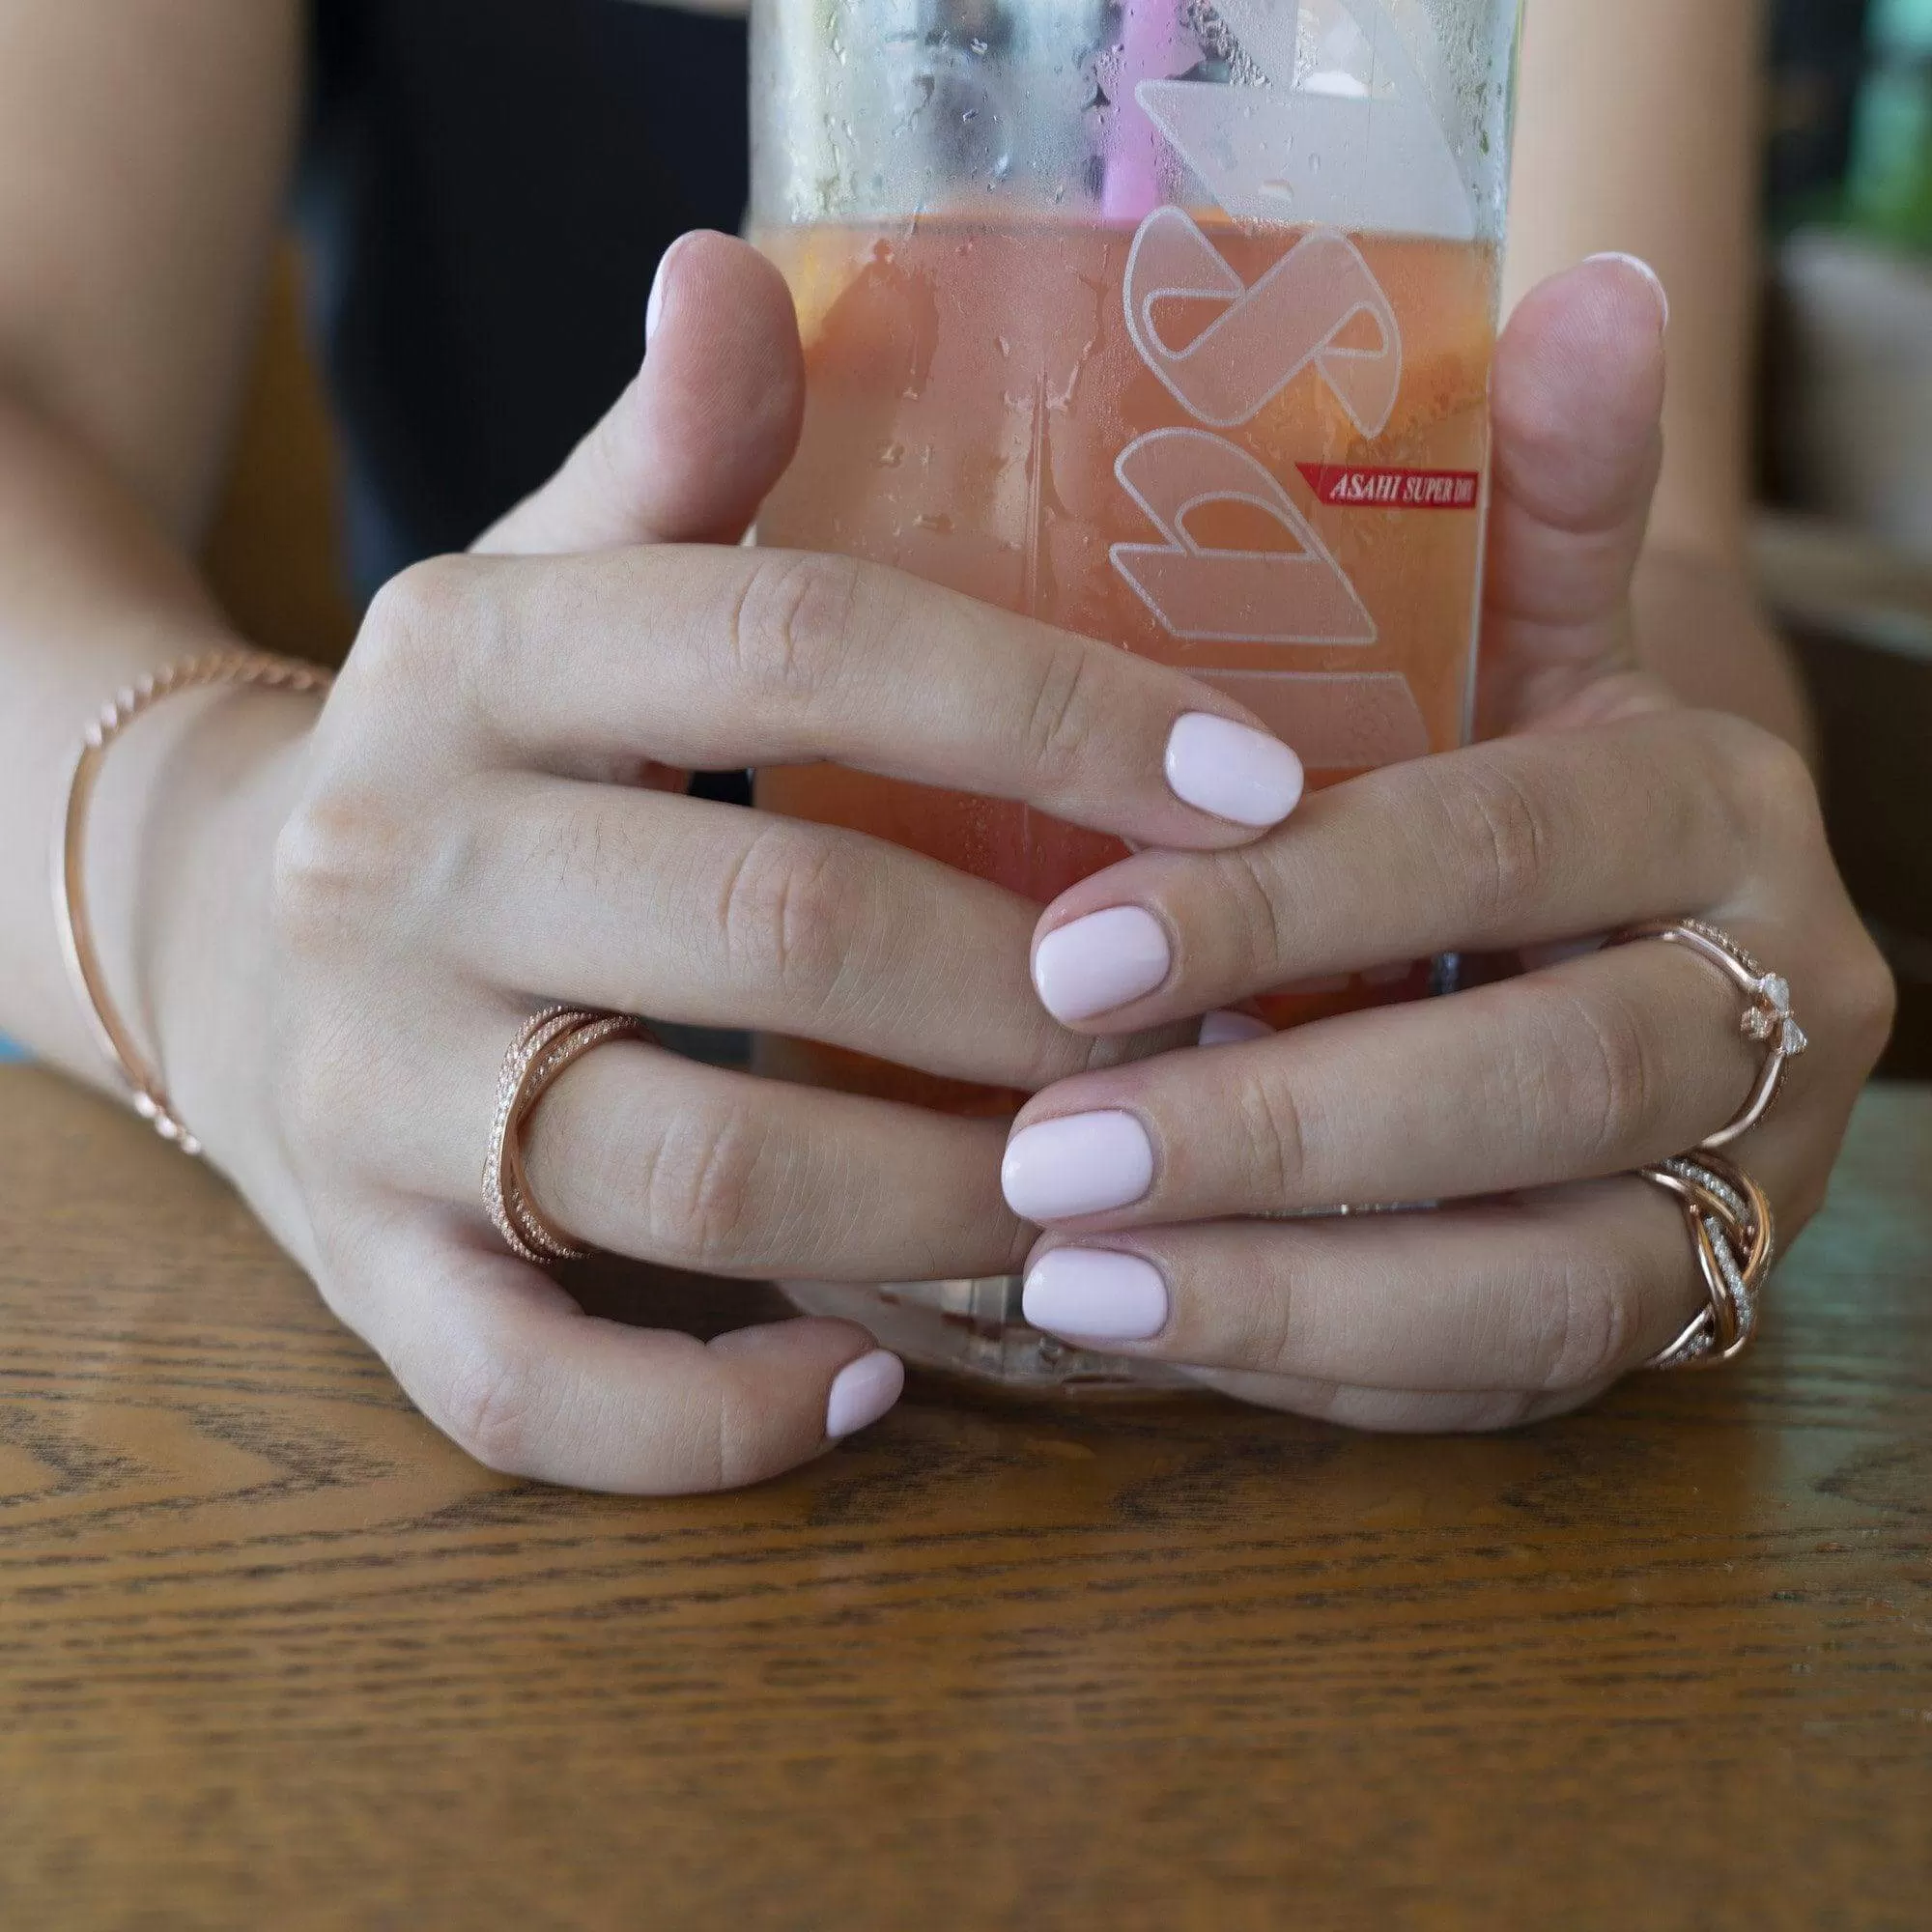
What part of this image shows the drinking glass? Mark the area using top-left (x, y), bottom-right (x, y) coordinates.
top-left (752, 0), bottom-right (1524, 1385)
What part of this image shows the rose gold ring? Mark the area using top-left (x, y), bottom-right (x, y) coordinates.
top-left (1640, 1150), bottom-right (1776, 1370)
top-left (484, 1006), bottom-right (655, 1264)
top-left (1612, 918), bottom-right (1808, 1149)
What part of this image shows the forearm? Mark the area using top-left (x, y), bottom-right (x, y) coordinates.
top-left (1507, 0), bottom-right (1763, 565)
top-left (1507, 0), bottom-right (1805, 755)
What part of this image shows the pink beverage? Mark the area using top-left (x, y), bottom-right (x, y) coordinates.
top-left (750, 0), bottom-right (1520, 1383)
top-left (755, 216), bottom-right (1497, 1116)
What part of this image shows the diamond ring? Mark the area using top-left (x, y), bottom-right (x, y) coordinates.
top-left (1612, 919), bottom-right (1809, 1148)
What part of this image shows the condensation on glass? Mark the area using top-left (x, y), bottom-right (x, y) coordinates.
top-left (752, 0), bottom-right (1524, 1388)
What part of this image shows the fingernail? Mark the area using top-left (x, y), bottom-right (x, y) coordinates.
top-left (1003, 1111), bottom-right (1154, 1222)
top-left (1584, 252), bottom-right (1670, 330)
top-left (1024, 1249), bottom-right (1169, 1343)
top-left (824, 1350), bottom-right (905, 1439)
top-left (1034, 906), bottom-right (1171, 1025)
top-left (645, 235), bottom-right (692, 347)
top-left (1165, 713), bottom-right (1305, 829)
top-left (1198, 1009), bottom-right (1273, 1047)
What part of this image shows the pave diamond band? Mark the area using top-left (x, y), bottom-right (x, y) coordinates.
top-left (1612, 919), bottom-right (1809, 1149)
top-left (485, 1006), bottom-right (655, 1264)
top-left (1640, 1150), bottom-right (1776, 1370)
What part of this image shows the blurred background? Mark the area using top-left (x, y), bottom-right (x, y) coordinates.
top-left (1758, 0), bottom-right (1932, 1075)
top-left (191, 0), bottom-right (1932, 1078)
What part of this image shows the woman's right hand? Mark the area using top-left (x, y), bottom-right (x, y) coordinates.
top-left (163, 234), bottom-right (1303, 1493)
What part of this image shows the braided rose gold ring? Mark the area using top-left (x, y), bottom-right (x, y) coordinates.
top-left (484, 1006), bottom-right (655, 1264)
top-left (1640, 1149), bottom-right (1776, 1370)
top-left (1611, 919), bottom-right (1809, 1149)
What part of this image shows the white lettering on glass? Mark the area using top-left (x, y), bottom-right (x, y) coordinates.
top-left (1123, 213), bottom-right (1402, 439)
top-left (1111, 430), bottom-right (1377, 645)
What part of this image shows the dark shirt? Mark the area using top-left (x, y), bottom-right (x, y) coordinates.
top-left (301, 0), bottom-right (751, 599)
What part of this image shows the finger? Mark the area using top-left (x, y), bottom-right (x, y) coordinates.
top-left (1022, 706), bottom-right (1830, 1029)
top-left (445, 777), bottom-right (1183, 1091)
top-left (363, 544), bottom-right (1306, 850)
top-left (290, 988), bottom-right (1024, 1274)
top-left (1476, 254), bottom-right (1669, 733)
top-left (1175, 1369), bottom-right (1607, 1435)
top-left (512, 1038), bottom-right (1029, 1283)
top-left (342, 1215), bottom-right (903, 1493)
top-left (1015, 1178), bottom-right (1700, 1395)
top-left (1000, 943), bottom-right (1759, 1230)
top-left (475, 231), bottom-right (805, 555)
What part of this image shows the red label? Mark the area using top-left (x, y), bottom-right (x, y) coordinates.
top-left (1296, 464), bottom-right (1483, 511)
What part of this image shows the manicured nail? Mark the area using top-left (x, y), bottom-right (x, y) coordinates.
top-left (824, 1350), bottom-right (904, 1439)
top-left (1584, 252), bottom-right (1670, 329)
top-left (1003, 1111), bottom-right (1154, 1222)
top-left (645, 235), bottom-right (692, 346)
top-left (1034, 906), bottom-right (1171, 1025)
top-left (1198, 1009), bottom-right (1273, 1047)
top-left (1165, 713), bottom-right (1305, 829)
top-left (1024, 1249), bottom-right (1170, 1343)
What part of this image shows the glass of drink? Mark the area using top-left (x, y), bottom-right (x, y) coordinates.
top-left (750, 0), bottom-right (1523, 1386)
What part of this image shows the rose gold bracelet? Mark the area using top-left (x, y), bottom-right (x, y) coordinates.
top-left (52, 650), bottom-right (335, 1156)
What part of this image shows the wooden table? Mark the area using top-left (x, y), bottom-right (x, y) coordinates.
top-left (2, 1066), bottom-right (1927, 1929)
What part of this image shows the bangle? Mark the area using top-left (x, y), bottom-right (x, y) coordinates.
top-left (52, 650), bottom-right (334, 1155)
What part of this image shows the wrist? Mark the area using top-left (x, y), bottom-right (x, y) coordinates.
top-left (91, 664), bottom-right (327, 1246)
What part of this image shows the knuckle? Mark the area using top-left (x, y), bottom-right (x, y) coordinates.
top-left (726, 550), bottom-right (866, 704)
top-left (718, 823), bottom-right (864, 1010)
top-left (1707, 714), bottom-right (1822, 852)
top-left (356, 554), bottom-right (476, 692)
top-left (1331, 1386), bottom-right (1543, 1434)
top-left (1019, 639), bottom-right (1103, 794)
top-left (1233, 1063), bottom-right (1312, 1207)
top-left (1535, 1250), bottom-right (1638, 1391)
top-left (1465, 1389), bottom-right (1551, 1433)
top-left (1438, 759), bottom-right (1556, 934)
top-left (1535, 982), bottom-right (1657, 1168)
top-left (1833, 932), bottom-right (1899, 1071)
top-left (1037, 1022), bottom-right (1174, 1090)
top-left (639, 1099), bottom-right (771, 1270)
top-left (440, 1342), bottom-right (542, 1477)
top-left (1213, 847), bottom-right (1295, 982)
top-left (1223, 1257), bottom-right (1301, 1378)
top-left (270, 783), bottom-right (423, 962)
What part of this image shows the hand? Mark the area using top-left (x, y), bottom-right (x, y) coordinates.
top-left (1000, 258), bottom-right (1897, 1430)
top-left (160, 235), bottom-right (1307, 1492)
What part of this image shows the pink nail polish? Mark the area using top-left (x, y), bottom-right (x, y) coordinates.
top-left (1002, 1111), bottom-right (1155, 1222)
top-left (824, 1350), bottom-right (904, 1439)
top-left (1023, 1249), bottom-right (1169, 1342)
top-left (1198, 1009), bottom-right (1273, 1047)
top-left (1034, 906), bottom-right (1171, 1025)
top-left (1165, 713), bottom-right (1304, 829)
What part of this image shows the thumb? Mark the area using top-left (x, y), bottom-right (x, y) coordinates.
top-left (1476, 254), bottom-right (1670, 735)
top-left (474, 230), bottom-right (807, 557)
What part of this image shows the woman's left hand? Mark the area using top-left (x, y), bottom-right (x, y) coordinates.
top-left (1001, 257), bottom-right (1897, 1430)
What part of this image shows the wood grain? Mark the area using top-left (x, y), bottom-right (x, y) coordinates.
top-left (0, 1065), bottom-right (1927, 1930)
